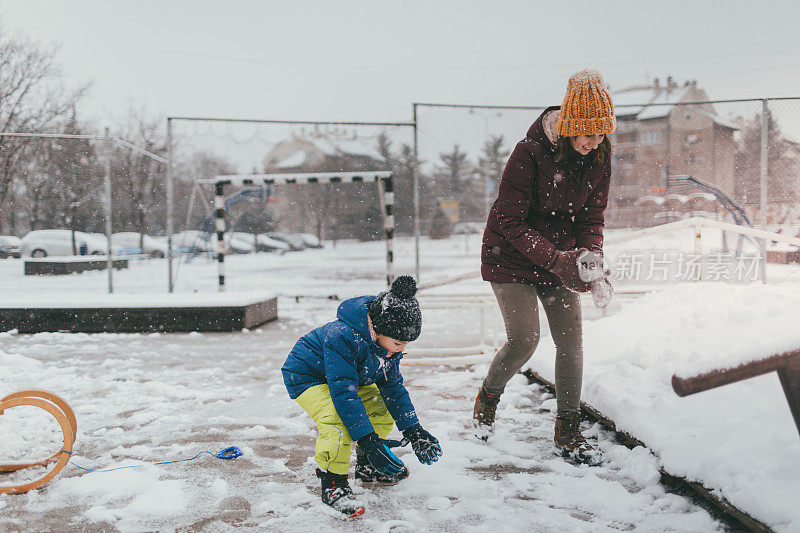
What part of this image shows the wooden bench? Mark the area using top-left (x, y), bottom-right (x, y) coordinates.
top-left (24, 256), bottom-right (129, 275)
top-left (673, 348), bottom-right (800, 438)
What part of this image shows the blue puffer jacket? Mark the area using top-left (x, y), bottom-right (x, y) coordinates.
top-left (281, 295), bottom-right (419, 441)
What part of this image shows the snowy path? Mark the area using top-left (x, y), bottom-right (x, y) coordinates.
top-left (1, 298), bottom-right (722, 532)
top-left (3, 230), bottom-right (799, 530)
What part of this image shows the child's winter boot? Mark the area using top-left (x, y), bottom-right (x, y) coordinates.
top-left (554, 412), bottom-right (601, 466)
top-left (472, 385), bottom-right (502, 441)
top-left (354, 447), bottom-right (409, 485)
top-left (316, 468), bottom-right (365, 517)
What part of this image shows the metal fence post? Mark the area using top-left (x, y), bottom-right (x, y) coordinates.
top-left (103, 127), bottom-right (114, 294)
top-left (377, 176), bottom-right (395, 287)
top-left (215, 182), bottom-right (226, 291)
top-left (412, 104), bottom-right (421, 282)
top-left (166, 118), bottom-right (174, 293)
top-left (760, 100), bottom-right (769, 283)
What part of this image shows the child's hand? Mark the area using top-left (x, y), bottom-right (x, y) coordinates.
top-left (402, 424), bottom-right (443, 465)
top-left (356, 433), bottom-right (405, 474)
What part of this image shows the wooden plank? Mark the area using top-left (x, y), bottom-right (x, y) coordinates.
top-left (672, 349), bottom-right (800, 397)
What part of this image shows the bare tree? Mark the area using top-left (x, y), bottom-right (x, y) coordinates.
top-left (0, 23), bottom-right (87, 230)
top-left (110, 107), bottom-right (168, 246)
top-left (735, 113), bottom-right (800, 208)
top-left (176, 149), bottom-right (238, 233)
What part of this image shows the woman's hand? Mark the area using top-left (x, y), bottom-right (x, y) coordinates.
top-left (547, 248), bottom-right (592, 292)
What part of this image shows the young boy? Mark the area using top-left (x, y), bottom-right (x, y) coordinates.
top-left (281, 276), bottom-right (442, 516)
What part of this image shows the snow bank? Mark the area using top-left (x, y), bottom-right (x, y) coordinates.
top-left (530, 282), bottom-right (800, 532)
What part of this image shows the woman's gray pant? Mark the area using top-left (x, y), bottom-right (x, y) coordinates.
top-left (483, 282), bottom-right (584, 416)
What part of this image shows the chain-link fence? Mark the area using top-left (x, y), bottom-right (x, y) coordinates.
top-left (0, 130), bottom-right (172, 294)
top-left (164, 116), bottom-right (425, 294)
top-left (3, 92), bottom-right (799, 296)
top-left (413, 92), bottom-right (800, 287)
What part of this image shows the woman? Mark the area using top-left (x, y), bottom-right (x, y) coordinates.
top-left (473, 70), bottom-right (615, 463)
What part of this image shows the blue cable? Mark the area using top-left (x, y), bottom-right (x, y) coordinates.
top-left (62, 446), bottom-right (243, 473)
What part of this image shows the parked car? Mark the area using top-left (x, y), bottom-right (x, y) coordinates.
top-left (231, 232), bottom-right (290, 254)
top-left (21, 229), bottom-right (122, 258)
top-left (172, 231), bottom-right (214, 254)
top-left (112, 232), bottom-right (170, 258)
top-left (293, 233), bottom-right (323, 249)
top-left (151, 235), bottom-right (191, 254)
top-left (172, 231), bottom-right (255, 254)
top-left (225, 233), bottom-right (256, 254)
top-left (0, 236), bottom-right (21, 258)
top-left (268, 232), bottom-right (307, 251)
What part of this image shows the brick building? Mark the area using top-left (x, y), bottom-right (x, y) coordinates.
top-left (607, 77), bottom-right (739, 227)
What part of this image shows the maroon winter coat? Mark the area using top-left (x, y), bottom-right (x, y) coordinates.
top-left (481, 106), bottom-right (612, 287)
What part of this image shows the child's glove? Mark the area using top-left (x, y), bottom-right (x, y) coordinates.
top-left (402, 424), bottom-right (443, 465)
top-left (356, 432), bottom-right (405, 474)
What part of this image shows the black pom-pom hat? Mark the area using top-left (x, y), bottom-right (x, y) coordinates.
top-left (368, 276), bottom-right (422, 342)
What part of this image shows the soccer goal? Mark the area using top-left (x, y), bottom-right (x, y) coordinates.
top-left (196, 171), bottom-right (395, 291)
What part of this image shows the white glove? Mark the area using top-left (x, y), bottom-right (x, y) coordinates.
top-left (578, 250), bottom-right (613, 308)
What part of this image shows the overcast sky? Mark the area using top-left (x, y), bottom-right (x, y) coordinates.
top-left (3, 0), bottom-right (799, 127)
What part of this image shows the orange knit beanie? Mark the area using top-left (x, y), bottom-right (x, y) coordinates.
top-left (556, 69), bottom-right (616, 137)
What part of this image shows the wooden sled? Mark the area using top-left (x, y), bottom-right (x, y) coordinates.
top-left (0, 390), bottom-right (76, 494)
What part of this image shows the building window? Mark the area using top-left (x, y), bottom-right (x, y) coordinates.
top-left (683, 132), bottom-right (701, 146)
top-left (640, 131), bottom-right (662, 144)
top-left (619, 153), bottom-right (635, 166)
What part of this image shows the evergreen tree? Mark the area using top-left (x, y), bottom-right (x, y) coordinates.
top-left (476, 135), bottom-right (509, 218)
top-left (376, 131), bottom-right (395, 168)
top-left (395, 144), bottom-right (426, 234)
top-left (435, 144), bottom-right (471, 197)
top-left (373, 133), bottom-right (421, 235)
top-left (435, 144), bottom-right (475, 220)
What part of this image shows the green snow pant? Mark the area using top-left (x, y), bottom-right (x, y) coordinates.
top-left (296, 383), bottom-right (395, 475)
top-left (483, 282), bottom-right (584, 416)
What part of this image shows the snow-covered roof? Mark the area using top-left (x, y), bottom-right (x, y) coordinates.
top-left (612, 83), bottom-right (738, 131)
top-left (695, 109), bottom-right (739, 130)
top-left (275, 151), bottom-right (307, 169)
top-left (327, 137), bottom-right (381, 159)
top-left (611, 87), bottom-right (654, 117)
top-left (687, 192), bottom-right (718, 202)
top-left (634, 195), bottom-right (665, 206)
top-left (309, 137), bottom-right (339, 157)
top-left (267, 134), bottom-right (383, 172)
top-left (304, 135), bottom-right (381, 159)
top-left (634, 192), bottom-right (717, 207)
top-left (613, 84), bottom-right (696, 121)
top-left (636, 86), bottom-right (692, 120)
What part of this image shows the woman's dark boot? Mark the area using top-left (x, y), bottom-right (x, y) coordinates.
top-left (316, 468), bottom-right (365, 517)
top-left (472, 386), bottom-right (502, 441)
top-left (554, 412), bottom-right (601, 465)
top-left (354, 447), bottom-right (409, 485)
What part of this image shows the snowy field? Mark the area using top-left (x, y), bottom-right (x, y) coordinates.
top-left (2, 230), bottom-right (800, 531)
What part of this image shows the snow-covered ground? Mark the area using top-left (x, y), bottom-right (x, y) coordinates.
top-left (2, 230), bottom-right (800, 531)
